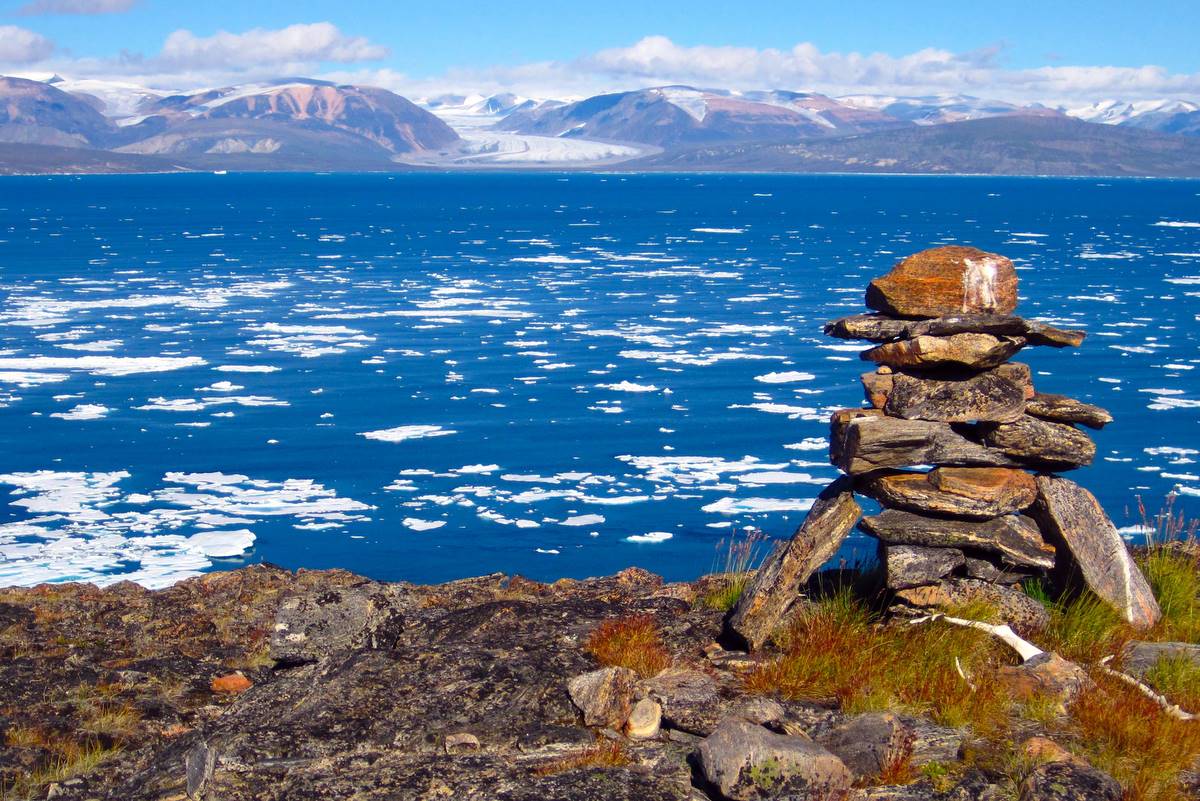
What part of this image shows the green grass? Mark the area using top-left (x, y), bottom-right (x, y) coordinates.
top-left (698, 529), bottom-right (769, 612)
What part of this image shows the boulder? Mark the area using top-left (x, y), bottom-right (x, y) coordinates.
top-left (882, 544), bottom-right (966, 590)
top-left (1033, 476), bottom-right (1161, 629)
top-left (832, 413), bottom-right (1017, 475)
top-left (567, 666), bottom-right (639, 729)
top-left (885, 369), bottom-right (1027, 424)
top-left (1120, 641), bottom-right (1200, 678)
top-left (726, 478), bottom-right (861, 651)
top-left (865, 246), bottom-right (1018, 318)
top-left (981, 416), bottom-right (1096, 469)
top-left (1025, 393), bottom-right (1113, 429)
top-left (697, 717), bottom-right (853, 801)
top-left (857, 467), bottom-right (1037, 519)
top-left (861, 509), bottom-right (1055, 570)
top-left (815, 712), bottom-right (914, 781)
top-left (625, 698), bottom-right (662, 739)
top-left (1019, 761), bottom-right (1122, 801)
top-left (894, 578), bottom-right (1051, 634)
top-left (644, 668), bottom-right (723, 736)
top-left (998, 652), bottom-right (1092, 707)
top-left (269, 581), bottom-right (412, 664)
top-left (863, 333), bottom-right (1025, 370)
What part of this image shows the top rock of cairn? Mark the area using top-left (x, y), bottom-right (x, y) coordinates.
top-left (866, 245), bottom-right (1019, 318)
top-left (726, 245), bottom-right (1159, 652)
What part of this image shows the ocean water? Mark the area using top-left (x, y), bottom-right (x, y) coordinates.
top-left (0, 172), bottom-right (1197, 589)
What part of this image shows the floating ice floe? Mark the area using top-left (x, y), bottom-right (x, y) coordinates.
top-left (596, 381), bottom-right (660, 392)
top-left (625, 531), bottom-right (673, 543)
top-left (359, 425), bottom-right (457, 443)
top-left (754, 371), bottom-right (816, 383)
top-left (702, 497), bottom-right (817, 515)
top-left (0, 355), bottom-right (205, 377)
top-left (49, 403), bottom-right (110, 421)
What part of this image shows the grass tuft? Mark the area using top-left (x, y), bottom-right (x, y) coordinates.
top-left (698, 529), bottom-right (768, 612)
top-left (585, 615), bottom-right (671, 678)
top-left (531, 739), bottom-right (631, 776)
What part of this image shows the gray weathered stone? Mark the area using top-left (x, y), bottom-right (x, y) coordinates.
top-left (825, 312), bottom-right (1084, 348)
top-left (857, 467), bottom-right (1037, 520)
top-left (882, 544), bottom-right (966, 590)
top-left (861, 509), bottom-right (1055, 570)
top-left (1019, 761), bottom-right (1122, 801)
top-left (697, 718), bottom-right (853, 801)
top-left (269, 581), bottom-right (413, 664)
top-left (725, 478), bottom-right (861, 651)
top-left (645, 668), bottom-right (723, 736)
top-left (816, 712), bottom-right (914, 781)
top-left (1120, 641), bottom-right (1200, 678)
top-left (981, 416), bottom-right (1096, 469)
top-left (895, 578), bottom-right (1051, 633)
top-left (1033, 475), bottom-right (1161, 629)
top-left (567, 666), bottom-right (639, 729)
top-left (1025, 393), bottom-right (1113, 429)
top-left (832, 413), bottom-right (1017, 475)
top-left (885, 369), bottom-right (1027, 424)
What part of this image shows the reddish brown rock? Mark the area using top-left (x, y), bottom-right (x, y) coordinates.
top-left (995, 361), bottom-right (1036, 399)
top-left (726, 478), bottom-right (861, 651)
top-left (862, 333), bottom-right (1026, 370)
top-left (885, 368), bottom-right (1027, 424)
top-left (1033, 476), bottom-right (1161, 629)
top-left (860, 369), bottom-right (893, 409)
top-left (981, 416), bottom-right (1096, 469)
top-left (858, 467), bottom-right (1038, 520)
top-left (211, 673), bottom-right (253, 694)
top-left (865, 246), bottom-right (1019, 318)
top-left (1026, 393), bottom-right (1113, 430)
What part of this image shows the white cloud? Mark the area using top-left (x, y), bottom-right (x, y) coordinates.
top-left (0, 25), bottom-right (54, 64)
top-left (157, 22), bottom-right (388, 71)
top-left (18, 0), bottom-right (138, 14)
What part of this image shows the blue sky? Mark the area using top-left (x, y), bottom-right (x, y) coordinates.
top-left (1, 0), bottom-right (1197, 102)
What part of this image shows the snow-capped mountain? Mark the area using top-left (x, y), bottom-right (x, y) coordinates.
top-left (836, 94), bottom-right (1060, 126)
top-left (1065, 99), bottom-right (1200, 136)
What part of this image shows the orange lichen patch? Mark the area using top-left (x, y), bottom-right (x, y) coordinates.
top-left (866, 246), bottom-right (1018, 318)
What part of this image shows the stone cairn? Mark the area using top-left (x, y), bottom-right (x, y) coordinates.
top-left (728, 245), bottom-right (1162, 651)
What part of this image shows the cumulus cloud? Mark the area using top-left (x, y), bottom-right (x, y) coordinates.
top-left (157, 22), bottom-right (388, 71)
top-left (0, 25), bottom-right (54, 64)
top-left (17, 0), bottom-right (138, 14)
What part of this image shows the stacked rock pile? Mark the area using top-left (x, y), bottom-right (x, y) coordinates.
top-left (728, 246), bottom-right (1162, 651)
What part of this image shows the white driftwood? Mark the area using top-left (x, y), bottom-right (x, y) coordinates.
top-left (909, 613), bottom-right (1045, 662)
top-left (1098, 656), bottom-right (1198, 722)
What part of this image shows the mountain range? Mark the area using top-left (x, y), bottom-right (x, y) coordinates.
top-left (2, 73), bottom-right (1200, 175)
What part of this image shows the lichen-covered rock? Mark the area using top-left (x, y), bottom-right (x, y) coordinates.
top-left (1025, 393), bottom-right (1112, 429)
top-left (863, 333), bottom-right (1025, 370)
top-left (980, 416), bottom-right (1096, 470)
top-left (269, 580), bottom-right (415, 664)
top-left (1033, 476), bottom-right (1161, 629)
top-left (645, 668), bottom-right (723, 736)
top-left (725, 478), bottom-right (860, 651)
top-left (998, 652), bottom-right (1092, 707)
top-left (1120, 641), bottom-right (1200, 678)
top-left (882, 544), bottom-right (966, 590)
top-left (815, 712), bottom-right (913, 781)
top-left (894, 578), bottom-right (1051, 634)
top-left (865, 246), bottom-right (1019, 318)
top-left (858, 467), bottom-right (1037, 520)
top-left (1019, 760), bottom-right (1122, 801)
top-left (697, 717), bottom-right (852, 801)
top-left (569, 666), bottom-right (639, 728)
top-left (832, 413), bottom-right (1017, 474)
top-left (885, 368), bottom-right (1027, 424)
top-left (861, 509), bottom-right (1055, 570)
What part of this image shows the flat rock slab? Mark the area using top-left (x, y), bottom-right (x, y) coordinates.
top-left (1120, 641), bottom-right (1200, 678)
top-left (863, 333), bottom-right (1025, 370)
top-left (726, 478), bottom-right (861, 651)
top-left (860, 509), bottom-right (1055, 570)
top-left (825, 312), bottom-right (1085, 348)
top-left (1034, 476), bottom-right (1161, 629)
top-left (981, 415), bottom-right (1096, 469)
top-left (697, 717), bottom-right (852, 801)
top-left (857, 466), bottom-right (1037, 519)
top-left (885, 369), bottom-right (1027, 424)
top-left (882, 544), bottom-right (965, 590)
top-left (894, 578), bottom-right (1051, 634)
top-left (270, 581), bottom-right (414, 664)
top-left (865, 246), bottom-right (1018, 318)
top-left (832, 413), bottom-right (1017, 474)
top-left (1026, 393), bottom-right (1113, 429)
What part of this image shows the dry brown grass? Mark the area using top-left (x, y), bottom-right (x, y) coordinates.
top-left (585, 615), bottom-right (671, 678)
top-left (531, 739), bottom-right (631, 776)
top-left (746, 589), bottom-right (1017, 734)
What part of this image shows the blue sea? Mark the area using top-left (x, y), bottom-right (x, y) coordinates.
top-left (0, 173), bottom-right (1197, 588)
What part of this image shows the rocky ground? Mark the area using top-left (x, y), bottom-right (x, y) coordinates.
top-left (0, 562), bottom-right (1143, 801)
